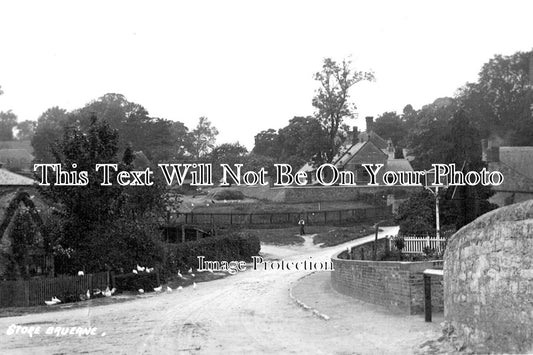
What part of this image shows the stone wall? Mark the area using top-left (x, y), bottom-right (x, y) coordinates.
top-left (444, 199), bottom-right (533, 353)
top-left (331, 241), bottom-right (443, 315)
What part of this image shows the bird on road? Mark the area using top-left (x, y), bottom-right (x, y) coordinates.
top-left (86, 290), bottom-right (90, 300)
top-left (177, 286), bottom-right (183, 291)
top-left (193, 282), bottom-right (197, 289)
top-left (154, 286), bottom-right (162, 292)
top-left (188, 267), bottom-right (193, 274)
top-left (132, 270), bottom-right (138, 274)
top-left (138, 289), bottom-right (144, 294)
top-left (78, 271), bottom-right (84, 276)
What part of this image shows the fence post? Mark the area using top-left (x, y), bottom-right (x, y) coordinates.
top-left (424, 274), bottom-right (432, 322)
top-left (426, 235), bottom-right (430, 248)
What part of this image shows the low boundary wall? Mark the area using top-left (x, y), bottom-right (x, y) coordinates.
top-left (331, 240), bottom-right (443, 315)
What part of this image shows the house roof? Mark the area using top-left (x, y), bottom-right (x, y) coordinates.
top-left (386, 159), bottom-right (414, 173)
top-left (0, 168), bottom-right (36, 186)
top-left (0, 148), bottom-right (34, 161)
top-left (499, 147), bottom-right (533, 179)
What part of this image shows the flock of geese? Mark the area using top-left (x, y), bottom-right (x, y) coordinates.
top-left (45, 265), bottom-right (199, 306)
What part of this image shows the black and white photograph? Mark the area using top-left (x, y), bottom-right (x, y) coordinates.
top-left (0, 1), bottom-right (532, 354)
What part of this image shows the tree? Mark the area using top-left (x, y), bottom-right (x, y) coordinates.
top-left (312, 58), bottom-right (374, 161)
top-left (32, 107), bottom-right (69, 163)
top-left (188, 116), bottom-right (219, 159)
top-left (252, 129), bottom-right (281, 158)
top-left (40, 115), bottom-right (164, 274)
top-left (372, 111), bottom-right (408, 155)
top-left (209, 142), bottom-right (248, 181)
top-left (457, 50), bottom-right (533, 144)
top-left (15, 120), bottom-right (37, 141)
top-left (0, 110), bottom-right (17, 140)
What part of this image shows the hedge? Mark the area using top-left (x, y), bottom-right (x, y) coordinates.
top-left (162, 233), bottom-right (260, 275)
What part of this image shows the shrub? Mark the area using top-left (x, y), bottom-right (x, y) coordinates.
top-left (113, 272), bottom-right (159, 292)
top-left (162, 233), bottom-right (260, 276)
top-left (210, 189), bottom-right (245, 201)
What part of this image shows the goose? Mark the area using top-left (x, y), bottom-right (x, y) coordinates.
top-left (86, 290), bottom-right (90, 299)
top-left (111, 288), bottom-right (116, 295)
top-left (45, 300), bottom-right (56, 306)
top-left (77, 271), bottom-right (84, 276)
top-left (177, 286), bottom-right (183, 291)
top-left (138, 289), bottom-right (144, 294)
top-left (166, 286), bottom-right (172, 292)
top-left (132, 270), bottom-right (138, 274)
top-left (153, 286), bottom-right (162, 293)
top-left (52, 297), bottom-right (61, 304)
top-left (193, 282), bottom-right (197, 289)
top-left (177, 270), bottom-right (183, 278)
top-left (191, 273), bottom-right (195, 277)
top-left (188, 267), bottom-right (193, 274)
top-left (103, 287), bottom-right (112, 297)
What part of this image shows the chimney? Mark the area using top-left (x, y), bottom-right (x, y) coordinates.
top-left (365, 116), bottom-right (374, 132)
top-left (352, 126), bottom-right (359, 144)
top-left (481, 139), bottom-right (488, 162)
top-left (483, 138), bottom-right (500, 163)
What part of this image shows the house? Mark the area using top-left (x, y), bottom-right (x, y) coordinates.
top-left (482, 139), bottom-right (533, 206)
top-left (0, 164), bottom-right (53, 280)
top-left (299, 116), bottom-right (414, 186)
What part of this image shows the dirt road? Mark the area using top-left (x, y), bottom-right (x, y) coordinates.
top-left (0, 227), bottom-right (441, 354)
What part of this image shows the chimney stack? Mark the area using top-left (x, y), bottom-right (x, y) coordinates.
top-left (481, 139), bottom-right (488, 162)
top-left (365, 116), bottom-right (374, 132)
top-left (352, 126), bottom-right (359, 144)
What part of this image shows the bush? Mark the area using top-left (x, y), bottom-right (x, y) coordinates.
top-left (210, 189), bottom-right (245, 201)
top-left (162, 233), bottom-right (260, 275)
top-left (113, 272), bottom-right (159, 292)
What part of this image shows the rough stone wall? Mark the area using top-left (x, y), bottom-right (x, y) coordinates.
top-left (444, 199), bottom-right (533, 353)
top-left (331, 245), bottom-right (443, 315)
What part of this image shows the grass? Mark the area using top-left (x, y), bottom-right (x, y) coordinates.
top-left (242, 227), bottom-right (305, 246)
top-left (312, 224), bottom-right (377, 247)
top-left (242, 223), bottom-right (379, 247)
top-left (190, 200), bottom-right (372, 213)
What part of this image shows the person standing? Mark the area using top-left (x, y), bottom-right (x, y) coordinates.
top-left (298, 218), bottom-right (305, 235)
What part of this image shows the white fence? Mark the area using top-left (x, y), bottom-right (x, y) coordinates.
top-left (389, 235), bottom-right (447, 254)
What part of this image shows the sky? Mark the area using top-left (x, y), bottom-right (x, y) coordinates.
top-left (0, 0), bottom-right (532, 150)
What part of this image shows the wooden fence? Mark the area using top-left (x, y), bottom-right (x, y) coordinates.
top-left (389, 234), bottom-right (447, 254)
top-left (0, 272), bottom-right (109, 308)
top-left (176, 206), bottom-right (392, 227)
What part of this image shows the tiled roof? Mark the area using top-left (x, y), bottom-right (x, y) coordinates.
top-left (0, 168), bottom-right (36, 186)
top-left (386, 159), bottom-right (414, 173)
top-left (499, 147), bottom-right (533, 179)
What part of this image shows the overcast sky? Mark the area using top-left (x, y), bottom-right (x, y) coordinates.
top-left (0, 0), bottom-right (532, 149)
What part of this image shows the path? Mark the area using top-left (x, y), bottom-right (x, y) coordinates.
top-left (0, 226), bottom-right (442, 354)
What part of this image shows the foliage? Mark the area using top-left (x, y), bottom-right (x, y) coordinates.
top-left (39, 115), bottom-right (166, 274)
top-left (312, 57), bottom-right (374, 162)
top-left (395, 189), bottom-right (436, 236)
top-left (32, 107), bottom-right (69, 163)
top-left (8, 210), bottom-right (39, 280)
top-left (162, 233), bottom-right (260, 275)
top-left (372, 111), bottom-right (408, 156)
top-left (188, 116), bottom-right (219, 159)
top-left (209, 142), bottom-right (248, 181)
top-left (15, 120), bottom-right (37, 141)
top-left (210, 188), bottom-right (245, 201)
top-left (392, 235), bottom-right (405, 251)
top-left (0, 110), bottom-right (17, 140)
top-left (252, 116), bottom-right (329, 170)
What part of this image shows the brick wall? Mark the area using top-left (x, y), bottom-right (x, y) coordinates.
top-left (331, 242), bottom-right (443, 315)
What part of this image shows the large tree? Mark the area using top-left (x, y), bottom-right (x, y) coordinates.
top-left (40, 115), bottom-right (164, 274)
top-left (312, 58), bottom-right (374, 162)
top-left (188, 116), bottom-right (219, 159)
top-left (457, 50), bottom-right (533, 144)
top-left (32, 107), bottom-right (69, 163)
top-left (15, 120), bottom-right (37, 141)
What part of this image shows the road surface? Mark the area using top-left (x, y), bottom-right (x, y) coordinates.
top-left (0, 227), bottom-right (441, 354)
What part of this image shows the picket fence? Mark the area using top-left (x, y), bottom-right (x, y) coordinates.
top-left (0, 272), bottom-right (109, 308)
top-left (389, 234), bottom-right (447, 254)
